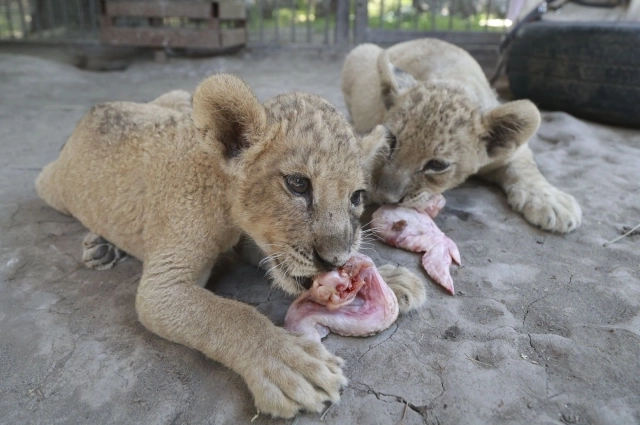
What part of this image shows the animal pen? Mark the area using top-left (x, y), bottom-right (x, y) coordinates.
top-left (0, 0), bottom-right (511, 67)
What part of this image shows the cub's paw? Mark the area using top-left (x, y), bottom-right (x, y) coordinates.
top-left (82, 232), bottom-right (127, 270)
top-left (244, 330), bottom-right (347, 419)
top-left (379, 264), bottom-right (426, 314)
top-left (507, 185), bottom-right (582, 233)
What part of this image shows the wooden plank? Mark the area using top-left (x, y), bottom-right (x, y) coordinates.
top-left (366, 29), bottom-right (502, 46)
top-left (105, 2), bottom-right (213, 19)
top-left (101, 27), bottom-right (221, 48)
top-left (219, 3), bottom-right (246, 20)
top-left (221, 27), bottom-right (246, 47)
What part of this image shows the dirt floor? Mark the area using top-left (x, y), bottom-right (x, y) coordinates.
top-left (1, 48), bottom-right (639, 425)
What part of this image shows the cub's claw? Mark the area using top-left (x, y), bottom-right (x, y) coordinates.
top-left (245, 329), bottom-right (347, 418)
top-left (379, 264), bottom-right (426, 313)
top-left (82, 232), bottom-right (127, 270)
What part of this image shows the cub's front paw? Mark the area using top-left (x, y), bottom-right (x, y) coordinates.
top-left (507, 185), bottom-right (582, 233)
top-left (379, 264), bottom-right (426, 314)
top-left (244, 329), bottom-right (347, 419)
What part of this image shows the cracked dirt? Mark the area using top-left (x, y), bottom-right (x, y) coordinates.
top-left (1, 50), bottom-right (639, 425)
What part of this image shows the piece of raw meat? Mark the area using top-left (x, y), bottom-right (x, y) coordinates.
top-left (284, 253), bottom-right (399, 342)
top-left (372, 195), bottom-right (461, 294)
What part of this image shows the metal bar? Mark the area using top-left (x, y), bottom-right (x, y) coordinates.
top-left (414, 5), bottom-right (419, 30)
top-left (74, 0), bottom-right (85, 30)
top-left (4, 0), bottom-right (15, 37)
top-left (485, 0), bottom-right (492, 31)
top-left (258, 0), bottom-right (263, 42)
top-left (88, 0), bottom-right (97, 33)
top-left (335, 0), bottom-right (348, 47)
top-left (306, 0), bottom-right (311, 43)
top-left (448, 0), bottom-right (453, 29)
top-left (323, 0), bottom-right (329, 45)
top-left (290, 0), bottom-right (295, 43)
top-left (274, 0), bottom-right (279, 42)
top-left (33, 0), bottom-right (43, 38)
top-left (16, 0), bottom-right (26, 37)
top-left (46, 0), bottom-right (55, 29)
top-left (354, 0), bottom-right (368, 44)
top-left (395, 0), bottom-right (401, 29)
top-left (430, 0), bottom-right (437, 29)
top-left (379, 0), bottom-right (384, 28)
top-left (61, 0), bottom-right (68, 29)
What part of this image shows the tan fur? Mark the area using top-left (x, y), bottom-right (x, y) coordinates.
top-left (342, 39), bottom-right (582, 233)
top-left (36, 74), bottom-right (401, 418)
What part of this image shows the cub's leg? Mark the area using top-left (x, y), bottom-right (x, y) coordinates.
top-left (482, 145), bottom-right (582, 233)
top-left (149, 90), bottom-right (192, 114)
top-left (379, 264), bottom-right (426, 314)
top-left (82, 232), bottom-right (127, 270)
top-left (136, 247), bottom-right (347, 419)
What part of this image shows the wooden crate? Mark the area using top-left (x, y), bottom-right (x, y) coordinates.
top-left (100, 1), bottom-right (246, 50)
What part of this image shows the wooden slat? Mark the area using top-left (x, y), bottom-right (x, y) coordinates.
top-left (105, 2), bottom-right (213, 19)
top-left (221, 27), bottom-right (246, 47)
top-left (366, 29), bottom-right (503, 46)
top-left (101, 27), bottom-right (221, 48)
top-left (219, 3), bottom-right (246, 20)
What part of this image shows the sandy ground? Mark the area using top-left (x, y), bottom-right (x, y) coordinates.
top-left (1, 50), bottom-right (639, 425)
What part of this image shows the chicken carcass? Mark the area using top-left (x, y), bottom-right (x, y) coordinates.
top-left (372, 195), bottom-right (461, 294)
top-left (284, 253), bottom-right (398, 342)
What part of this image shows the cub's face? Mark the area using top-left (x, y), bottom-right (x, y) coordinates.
top-left (371, 85), bottom-right (486, 205)
top-left (231, 94), bottom-right (385, 295)
top-left (369, 53), bottom-right (541, 206)
top-left (193, 76), bottom-right (384, 294)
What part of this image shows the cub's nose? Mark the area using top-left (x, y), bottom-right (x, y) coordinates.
top-left (379, 191), bottom-right (405, 204)
top-left (313, 248), bottom-right (347, 271)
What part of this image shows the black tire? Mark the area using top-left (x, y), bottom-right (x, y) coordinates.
top-left (507, 21), bottom-right (640, 128)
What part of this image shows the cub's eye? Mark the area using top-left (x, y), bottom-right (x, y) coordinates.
top-left (423, 159), bottom-right (449, 172)
top-left (285, 175), bottom-right (311, 195)
top-left (350, 190), bottom-right (365, 206)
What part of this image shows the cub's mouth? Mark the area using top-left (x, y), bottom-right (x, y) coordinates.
top-left (294, 276), bottom-right (314, 290)
top-left (265, 256), bottom-right (320, 295)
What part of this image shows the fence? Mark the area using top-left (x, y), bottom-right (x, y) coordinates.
top-left (0, 0), bottom-right (509, 52)
top-left (0, 0), bottom-right (101, 42)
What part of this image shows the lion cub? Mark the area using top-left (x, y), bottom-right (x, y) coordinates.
top-left (36, 74), bottom-right (422, 418)
top-left (342, 38), bottom-right (582, 233)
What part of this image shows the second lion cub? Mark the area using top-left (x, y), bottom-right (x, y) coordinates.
top-left (342, 38), bottom-right (581, 233)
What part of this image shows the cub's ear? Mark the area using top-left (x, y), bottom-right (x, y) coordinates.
top-left (192, 74), bottom-right (267, 158)
top-left (358, 124), bottom-right (388, 169)
top-left (481, 100), bottom-right (541, 158)
top-left (377, 51), bottom-right (417, 110)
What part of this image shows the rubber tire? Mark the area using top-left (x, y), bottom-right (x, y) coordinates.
top-left (507, 21), bottom-right (640, 128)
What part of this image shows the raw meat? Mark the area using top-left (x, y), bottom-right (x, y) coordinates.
top-left (284, 253), bottom-right (399, 341)
top-left (372, 195), bottom-right (461, 294)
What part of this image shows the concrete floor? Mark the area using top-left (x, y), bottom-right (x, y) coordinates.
top-left (1, 50), bottom-right (639, 425)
